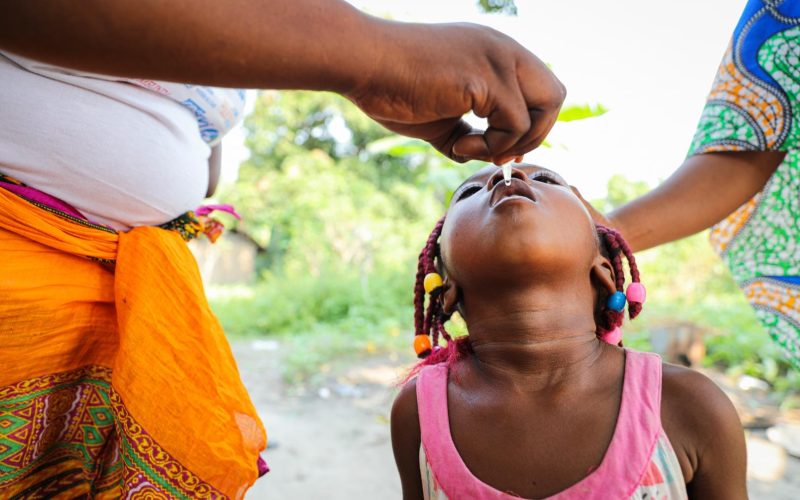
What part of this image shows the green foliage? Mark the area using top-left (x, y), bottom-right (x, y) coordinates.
top-left (589, 174), bottom-right (649, 213)
top-left (477, 0), bottom-right (517, 15)
top-left (222, 91), bottom-right (449, 281)
top-left (208, 273), bottom-right (413, 384)
top-left (557, 103), bottom-right (608, 123)
top-left (210, 270), bottom-right (412, 335)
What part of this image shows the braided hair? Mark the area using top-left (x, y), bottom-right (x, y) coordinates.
top-left (408, 219), bottom-right (643, 375)
top-left (595, 225), bottom-right (643, 337)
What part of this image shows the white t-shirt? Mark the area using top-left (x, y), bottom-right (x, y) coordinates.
top-left (0, 52), bottom-right (245, 230)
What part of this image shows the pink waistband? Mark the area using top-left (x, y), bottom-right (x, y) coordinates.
top-left (0, 179), bottom-right (88, 221)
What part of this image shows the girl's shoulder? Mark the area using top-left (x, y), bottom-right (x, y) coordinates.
top-left (390, 363), bottom-right (446, 430)
top-left (390, 363), bottom-right (451, 465)
top-left (659, 361), bottom-right (746, 488)
top-left (660, 362), bottom-right (738, 433)
top-left (392, 376), bottom-right (420, 426)
top-left (390, 377), bottom-right (423, 497)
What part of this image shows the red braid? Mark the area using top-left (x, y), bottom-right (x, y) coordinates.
top-left (414, 218), bottom-right (445, 336)
top-left (405, 217), bottom-right (469, 381)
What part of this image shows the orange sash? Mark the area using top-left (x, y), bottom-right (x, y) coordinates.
top-left (0, 187), bottom-right (266, 498)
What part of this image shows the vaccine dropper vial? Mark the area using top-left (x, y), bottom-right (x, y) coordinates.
top-left (502, 163), bottom-right (512, 186)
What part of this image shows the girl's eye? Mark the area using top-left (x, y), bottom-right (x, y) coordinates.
top-left (530, 173), bottom-right (560, 185)
top-left (455, 185), bottom-right (481, 201)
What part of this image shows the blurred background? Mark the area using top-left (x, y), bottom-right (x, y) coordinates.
top-left (193, 0), bottom-right (799, 497)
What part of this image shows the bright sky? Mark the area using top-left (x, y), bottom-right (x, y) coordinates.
top-left (222, 0), bottom-right (747, 200)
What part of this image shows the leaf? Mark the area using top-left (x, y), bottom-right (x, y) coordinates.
top-left (477, 0), bottom-right (518, 15)
top-left (557, 103), bottom-right (609, 123)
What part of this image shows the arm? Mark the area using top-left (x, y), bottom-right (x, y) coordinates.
top-left (606, 151), bottom-right (784, 251)
top-left (661, 365), bottom-right (747, 499)
top-left (391, 380), bottom-right (424, 500)
top-left (1, 0), bottom-right (379, 92)
top-left (0, 0), bottom-right (565, 162)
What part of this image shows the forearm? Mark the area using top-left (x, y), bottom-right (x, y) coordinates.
top-left (0, 0), bottom-right (385, 92)
top-left (608, 151), bottom-right (784, 252)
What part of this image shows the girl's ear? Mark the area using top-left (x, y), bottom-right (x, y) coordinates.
top-left (441, 278), bottom-right (460, 316)
top-left (591, 254), bottom-right (617, 298)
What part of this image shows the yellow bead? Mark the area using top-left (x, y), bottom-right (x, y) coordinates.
top-left (423, 273), bottom-right (443, 294)
top-left (414, 335), bottom-right (432, 358)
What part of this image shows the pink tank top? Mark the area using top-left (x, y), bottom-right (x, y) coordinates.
top-left (416, 349), bottom-right (688, 499)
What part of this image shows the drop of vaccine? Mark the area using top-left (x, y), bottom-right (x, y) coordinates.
top-left (502, 163), bottom-right (512, 186)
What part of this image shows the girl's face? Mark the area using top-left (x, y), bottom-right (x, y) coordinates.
top-left (440, 164), bottom-right (599, 291)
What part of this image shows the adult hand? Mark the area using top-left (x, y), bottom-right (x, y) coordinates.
top-left (345, 22), bottom-right (566, 164)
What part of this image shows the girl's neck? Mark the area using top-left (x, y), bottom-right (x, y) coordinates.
top-left (461, 284), bottom-right (606, 392)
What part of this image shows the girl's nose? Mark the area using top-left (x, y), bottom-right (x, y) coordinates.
top-left (488, 165), bottom-right (526, 188)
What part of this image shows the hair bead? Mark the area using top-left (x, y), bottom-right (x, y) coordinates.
top-left (606, 291), bottom-right (626, 312)
top-left (423, 272), bottom-right (443, 294)
top-left (626, 282), bottom-right (646, 304)
top-left (414, 334), bottom-right (433, 358)
top-left (600, 326), bottom-right (622, 345)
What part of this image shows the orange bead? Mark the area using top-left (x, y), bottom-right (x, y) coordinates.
top-left (413, 334), bottom-right (432, 358)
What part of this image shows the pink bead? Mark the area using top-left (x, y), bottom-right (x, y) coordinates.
top-left (626, 282), bottom-right (646, 303)
top-left (600, 326), bottom-right (622, 345)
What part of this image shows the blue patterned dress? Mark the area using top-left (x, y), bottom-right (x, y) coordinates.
top-left (689, 0), bottom-right (800, 369)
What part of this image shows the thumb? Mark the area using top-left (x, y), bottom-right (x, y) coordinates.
top-left (451, 132), bottom-right (492, 162)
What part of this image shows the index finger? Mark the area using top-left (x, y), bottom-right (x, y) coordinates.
top-left (481, 85), bottom-right (532, 161)
top-left (492, 55), bottom-right (566, 160)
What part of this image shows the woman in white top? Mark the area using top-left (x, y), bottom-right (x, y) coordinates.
top-left (0, 1), bottom-right (566, 498)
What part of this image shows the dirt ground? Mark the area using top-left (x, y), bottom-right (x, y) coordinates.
top-left (232, 339), bottom-right (800, 499)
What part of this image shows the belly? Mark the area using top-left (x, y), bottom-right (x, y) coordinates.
top-left (0, 55), bottom-right (210, 230)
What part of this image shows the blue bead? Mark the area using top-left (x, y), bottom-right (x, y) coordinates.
top-left (606, 291), bottom-right (626, 312)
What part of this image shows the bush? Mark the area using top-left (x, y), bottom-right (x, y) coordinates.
top-left (210, 267), bottom-right (414, 338)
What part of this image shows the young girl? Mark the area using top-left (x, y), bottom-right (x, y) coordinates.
top-left (391, 164), bottom-right (747, 499)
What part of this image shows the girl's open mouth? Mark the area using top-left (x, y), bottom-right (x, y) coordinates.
top-left (490, 178), bottom-right (537, 207)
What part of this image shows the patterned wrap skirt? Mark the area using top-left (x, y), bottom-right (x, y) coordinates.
top-left (0, 175), bottom-right (267, 498)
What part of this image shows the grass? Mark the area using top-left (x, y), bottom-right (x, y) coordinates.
top-left (207, 275), bottom-right (414, 384)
